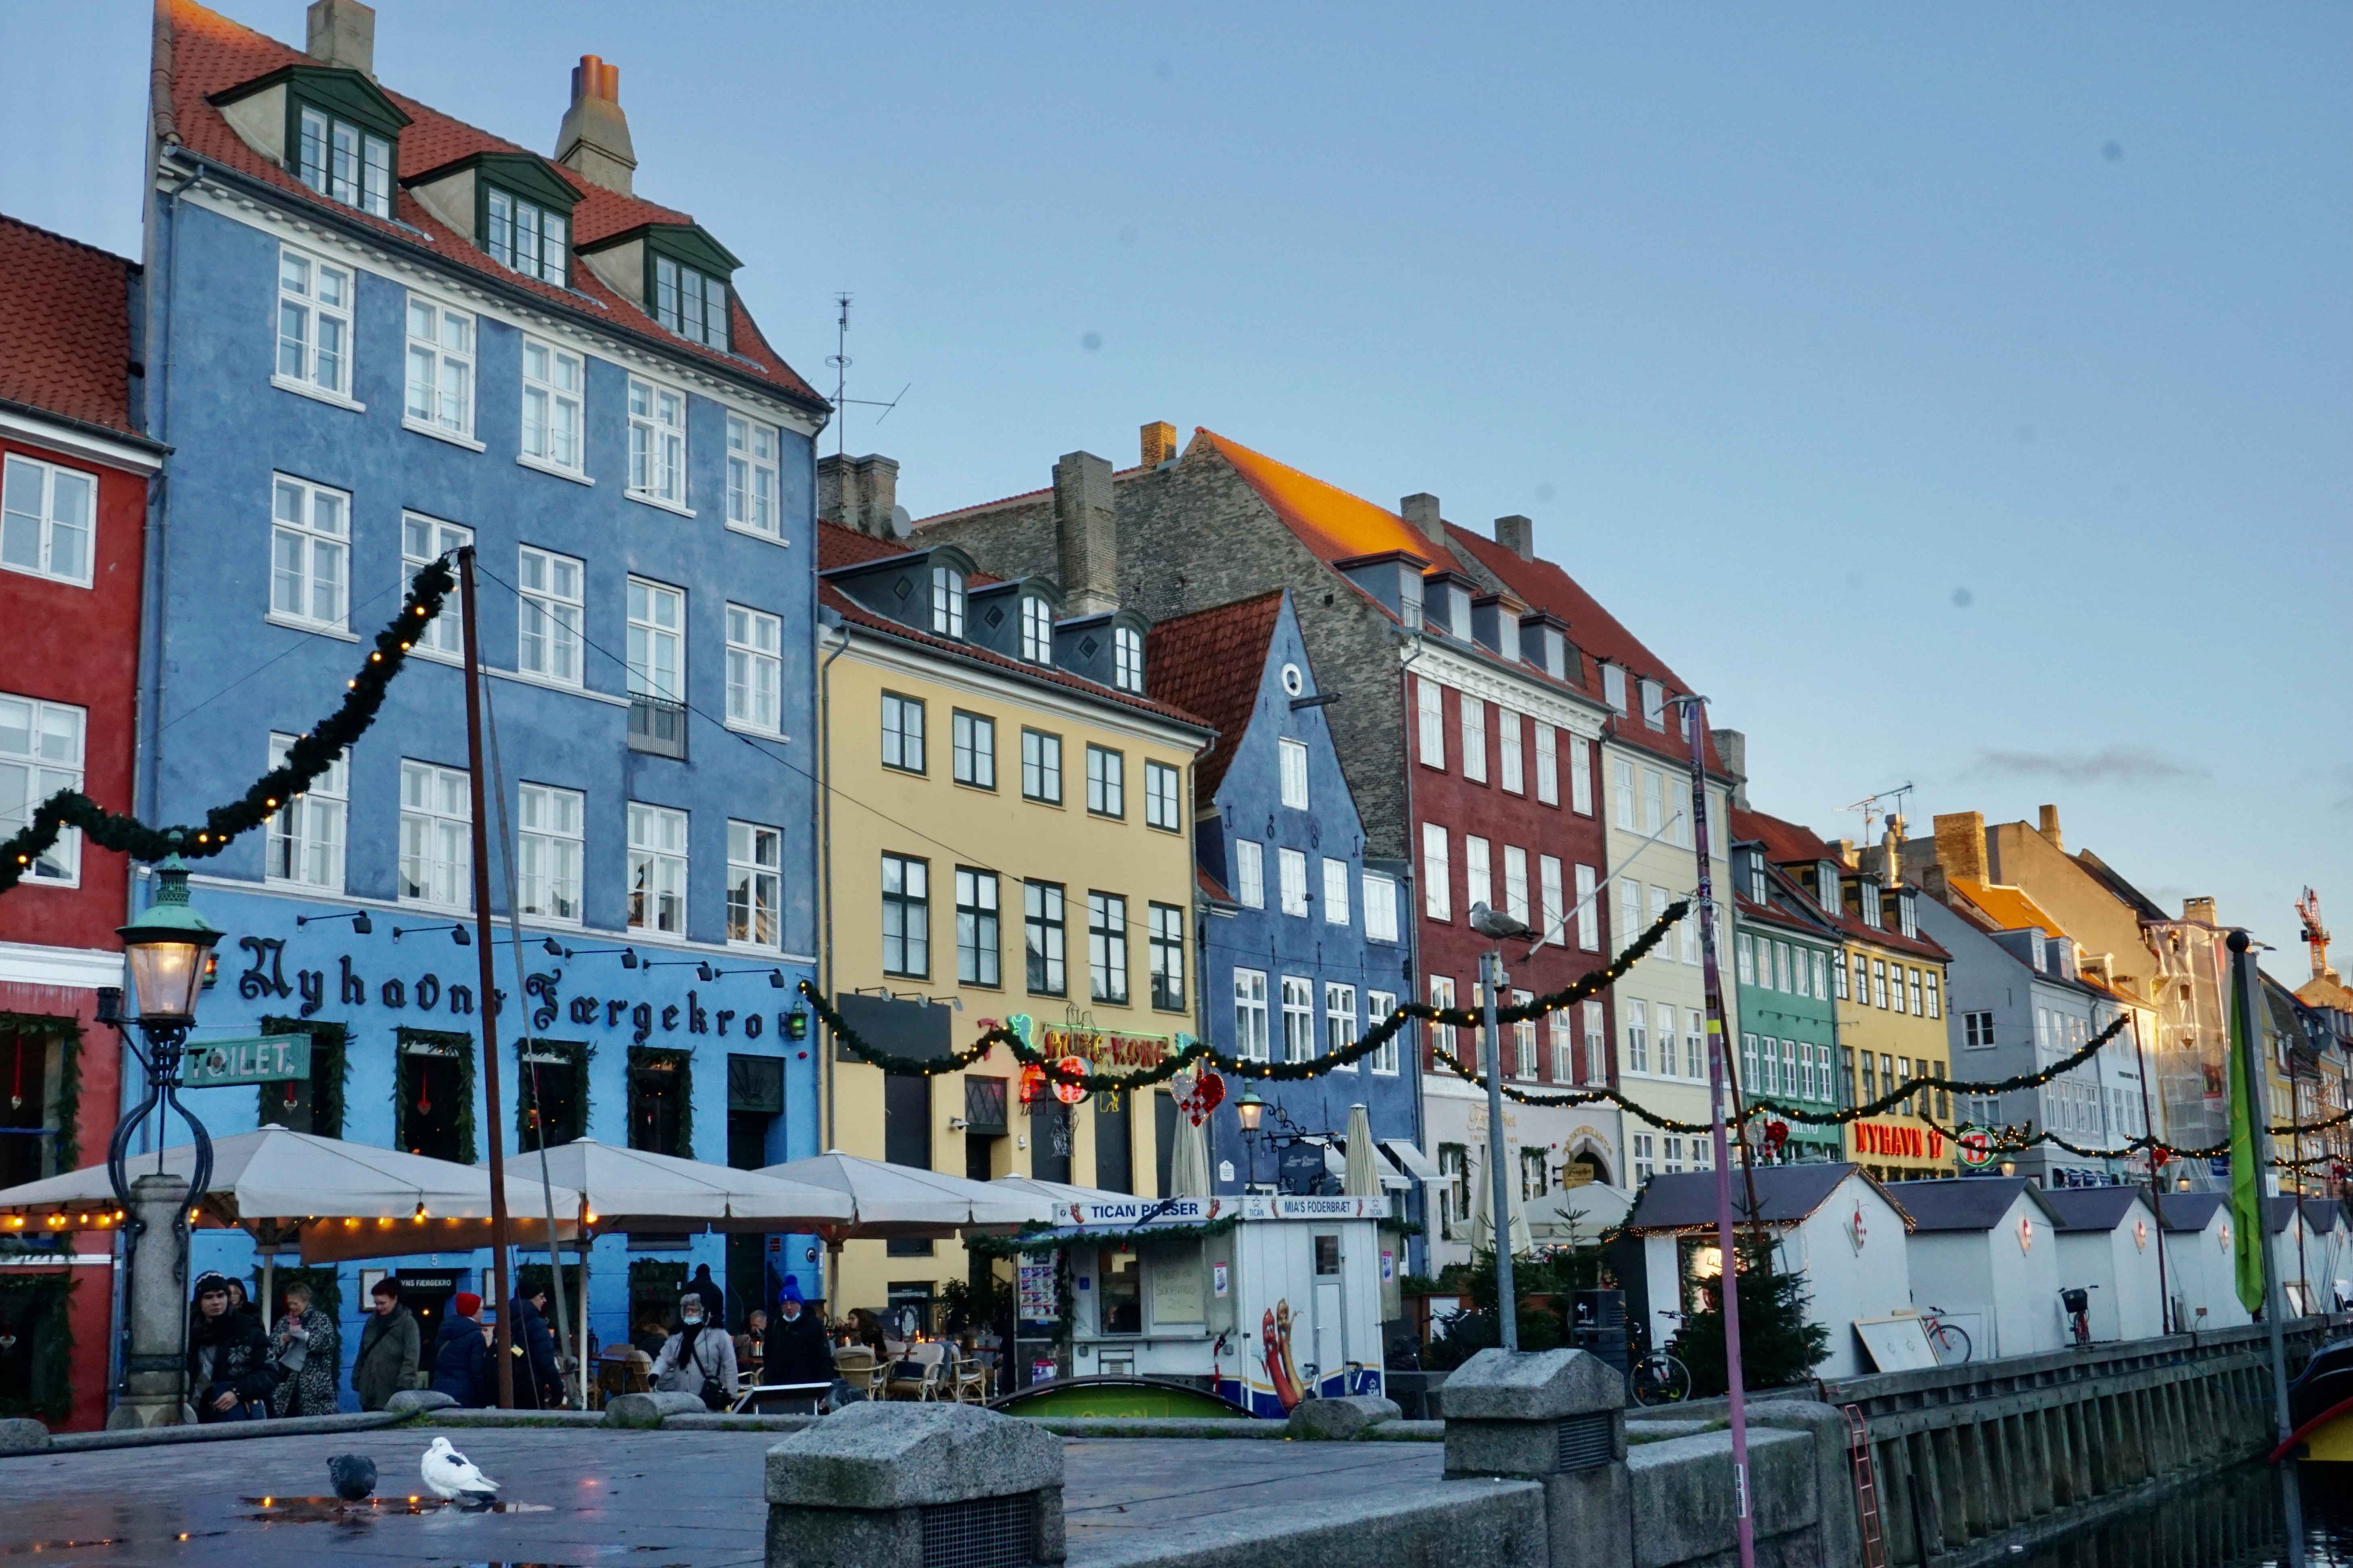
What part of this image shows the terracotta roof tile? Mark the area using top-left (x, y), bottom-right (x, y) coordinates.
top-left (1736, 806), bottom-right (1950, 962)
top-left (1144, 590), bottom-right (1286, 800)
top-left (1944, 876), bottom-right (2069, 940)
top-left (0, 215), bottom-right (140, 436)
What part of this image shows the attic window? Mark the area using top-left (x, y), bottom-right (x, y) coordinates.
top-left (1639, 679), bottom-right (1666, 730)
top-left (1020, 597), bottom-right (1053, 663)
top-left (1113, 627), bottom-right (1145, 695)
top-left (296, 103), bottom-right (392, 218)
top-left (486, 188), bottom-right (568, 286)
top-left (655, 256), bottom-right (728, 350)
top-left (931, 566), bottom-right (965, 638)
top-left (1601, 664), bottom-right (1627, 713)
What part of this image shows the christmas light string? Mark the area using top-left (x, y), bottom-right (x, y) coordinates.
top-left (0, 559), bottom-right (456, 895)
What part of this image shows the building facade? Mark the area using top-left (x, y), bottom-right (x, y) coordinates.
top-left (132, 0), bottom-right (827, 1391)
top-left (1725, 828), bottom-right (1845, 1163)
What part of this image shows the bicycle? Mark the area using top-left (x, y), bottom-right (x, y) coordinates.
top-left (1627, 1310), bottom-right (1693, 1407)
top-left (1917, 1305), bottom-right (1973, 1365)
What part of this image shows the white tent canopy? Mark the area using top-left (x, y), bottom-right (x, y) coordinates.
top-left (509, 1140), bottom-right (853, 1233)
top-left (757, 1152), bottom-right (1052, 1238)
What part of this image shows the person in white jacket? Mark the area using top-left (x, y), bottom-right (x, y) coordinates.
top-left (650, 1289), bottom-right (737, 1409)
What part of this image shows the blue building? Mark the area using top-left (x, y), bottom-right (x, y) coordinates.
top-left (137, 3), bottom-right (828, 1397)
top-left (1146, 591), bottom-right (1426, 1268)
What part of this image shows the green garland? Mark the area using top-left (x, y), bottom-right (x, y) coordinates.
top-left (517, 1038), bottom-right (594, 1148)
top-left (804, 900), bottom-right (1690, 1093)
top-left (0, 1013), bottom-right (82, 1171)
top-left (0, 1270), bottom-right (74, 1423)
top-left (395, 1027), bottom-right (477, 1165)
top-left (0, 558), bottom-right (455, 895)
top-left (965, 1210), bottom-right (1245, 1259)
top-left (259, 1016), bottom-right (348, 1137)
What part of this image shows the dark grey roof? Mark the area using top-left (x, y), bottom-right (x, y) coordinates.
top-left (1887, 1176), bottom-right (2056, 1232)
top-left (2040, 1186), bottom-right (2151, 1232)
top-left (2155, 1191), bottom-right (2226, 1232)
top-left (2265, 1195), bottom-right (2307, 1234)
top-left (2303, 1198), bottom-right (2348, 1233)
top-left (1622, 1163), bottom-right (1894, 1232)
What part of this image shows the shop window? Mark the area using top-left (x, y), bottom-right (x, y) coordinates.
top-left (1100, 1249), bottom-right (1143, 1334)
top-left (257, 1017), bottom-right (348, 1139)
top-left (397, 1029), bottom-right (474, 1163)
top-left (627, 1046), bottom-right (693, 1159)
top-left (517, 1038), bottom-right (589, 1150)
top-left (0, 1026), bottom-right (62, 1188)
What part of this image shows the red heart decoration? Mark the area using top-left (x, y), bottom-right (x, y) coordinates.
top-left (1194, 1072), bottom-right (1227, 1115)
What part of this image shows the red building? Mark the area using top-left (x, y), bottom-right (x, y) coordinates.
top-left (0, 213), bottom-right (163, 1430)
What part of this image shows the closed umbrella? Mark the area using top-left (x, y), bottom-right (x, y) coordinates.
top-left (1169, 1101), bottom-right (1213, 1198)
top-left (1469, 1141), bottom-right (1533, 1258)
top-left (1342, 1105), bottom-right (1379, 1198)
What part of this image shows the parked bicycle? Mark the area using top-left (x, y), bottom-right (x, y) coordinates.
top-left (1627, 1310), bottom-right (1693, 1407)
top-left (1917, 1305), bottom-right (1973, 1365)
top-left (2061, 1286), bottom-right (2097, 1346)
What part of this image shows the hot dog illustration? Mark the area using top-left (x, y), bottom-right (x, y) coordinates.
top-left (1276, 1299), bottom-right (1308, 1404)
top-left (1261, 1307), bottom-right (1298, 1410)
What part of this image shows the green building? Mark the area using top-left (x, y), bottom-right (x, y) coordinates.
top-left (1727, 815), bottom-right (1846, 1160)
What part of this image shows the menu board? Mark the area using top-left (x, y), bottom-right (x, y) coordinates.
top-left (1148, 1259), bottom-right (1205, 1326)
top-left (1017, 1253), bottom-right (1059, 1328)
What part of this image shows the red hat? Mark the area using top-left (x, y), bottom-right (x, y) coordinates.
top-left (454, 1291), bottom-right (483, 1317)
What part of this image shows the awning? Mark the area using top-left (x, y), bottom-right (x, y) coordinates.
top-left (1323, 1144), bottom-right (1411, 1191)
top-left (1380, 1138), bottom-right (1444, 1183)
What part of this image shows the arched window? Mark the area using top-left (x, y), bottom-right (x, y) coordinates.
top-left (1113, 626), bottom-right (1144, 693)
top-left (930, 566), bottom-right (965, 638)
top-left (1020, 596), bottom-right (1053, 662)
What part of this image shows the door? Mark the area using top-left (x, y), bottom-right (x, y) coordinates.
top-left (1310, 1232), bottom-right (1344, 1398)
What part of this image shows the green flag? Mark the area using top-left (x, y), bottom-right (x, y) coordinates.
top-left (2228, 950), bottom-right (2267, 1316)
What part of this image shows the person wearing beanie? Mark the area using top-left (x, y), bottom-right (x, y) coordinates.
top-left (187, 1271), bottom-right (277, 1421)
top-left (431, 1289), bottom-right (495, 1408)
top-left (509, 1278), bottom-right (563, 1410)
top-left (687, 1263), bottom-right (727, 1322)
top-left (763, 1276), bottom-right (831, 1402)
top-left (651, 1286), bottom-right (737, 1409)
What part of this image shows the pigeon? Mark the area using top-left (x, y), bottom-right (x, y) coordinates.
top-left (327, 1453), bottom-right (378, 1502)
top-left (420, 1436), bottom-right (499, 1506)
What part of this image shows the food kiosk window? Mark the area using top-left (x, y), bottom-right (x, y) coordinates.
top-left (1101, 1251), bottom-right (1143, 1333)
top-left (1314, 1234), bottom-right (1341, 1274)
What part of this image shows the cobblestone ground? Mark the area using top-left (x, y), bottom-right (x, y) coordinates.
top-left (0, 1428), bottom-right (1448, 1567)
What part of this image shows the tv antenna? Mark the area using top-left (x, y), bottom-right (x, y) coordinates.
top-left (826, 292), bottom-right (910, 458)
top-left (1841, 782), bottom-right (1914, 844)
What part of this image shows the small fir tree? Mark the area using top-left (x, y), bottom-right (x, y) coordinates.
top-left (1670, 1233), bottom-right (1829, 1396)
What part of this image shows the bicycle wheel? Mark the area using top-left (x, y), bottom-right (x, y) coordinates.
top-left (1629, 1354), bottom-right (1692, 1407)
top-left (1932, 1321), bottom-right (1972, 1364)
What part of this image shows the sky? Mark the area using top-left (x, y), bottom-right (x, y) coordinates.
top-left (3, 2), bottom-right (2346, 962)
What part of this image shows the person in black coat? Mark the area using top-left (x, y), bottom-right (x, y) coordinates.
top-left (511, 1281), bottom-right (564, 1409)
top-left (763, 1278), bottom-right (833, 1393)
top-left (187, 1272), bottom-right (278, 1421)
top-left (430, 1291), bottom-right (495, 1408)
top-left (687, 1264), bottom-right (727, 1323)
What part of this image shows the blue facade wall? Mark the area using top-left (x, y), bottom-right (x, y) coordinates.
top-left (1190, 594), bottom-right (1424, 1269)
top-left (146, 189), bottom-right (823, 1406)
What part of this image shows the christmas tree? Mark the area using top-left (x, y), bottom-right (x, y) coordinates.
top-left (1670, 1233), bottom-right (1829, 1395)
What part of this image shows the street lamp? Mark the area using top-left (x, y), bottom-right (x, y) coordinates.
top-left (1234, 1086), bottom-right (1265, 1189)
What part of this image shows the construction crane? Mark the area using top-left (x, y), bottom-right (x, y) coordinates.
top-left (2296, 887), bottom-right (2330, 980)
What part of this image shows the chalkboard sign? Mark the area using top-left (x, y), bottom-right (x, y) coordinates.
top-left (1277, 1141), bottom-right (1327, 1196)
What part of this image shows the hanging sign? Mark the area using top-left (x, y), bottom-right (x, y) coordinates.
top-left (1956, 1127), bottom-right (1995, 1170)
top-left (182, 1035), bottom-right (312, 1088)
top-left (1051, 1057), bottom-right (1089, 1106)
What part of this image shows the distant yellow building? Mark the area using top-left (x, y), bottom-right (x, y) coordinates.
top-left (816, 516), bottom-right (1211, 1326)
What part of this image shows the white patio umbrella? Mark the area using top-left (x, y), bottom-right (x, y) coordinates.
top-left (509, 1140), bottom-right (853, 1233)
top-left (756, 1152), bottom-right (1054, 1312)
top-left (1469, 1141), bottom-right (1534, 1258)
top-left (991, 1175), bottom-right (1136, 1210)
top-left (1342, 1105), bottom-right (1379, 1198)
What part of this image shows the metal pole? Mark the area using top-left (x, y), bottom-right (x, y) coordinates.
top-left (2130, 1015), bottom-right (2172, 1334)
top-left (457, 546), bottom-right (515, 1409)
top-left (1480, 949), bottom-right (1516, 1351)
top-left (2232, 930), bottom-right (2303, 1568)
top-left (1680, 696), bottom-right (1754, 1568)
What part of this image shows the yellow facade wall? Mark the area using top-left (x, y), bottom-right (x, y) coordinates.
top-left (1837, 938), bottom-right (1959, 1179)
top-left (821, 629), bottom-right (1206, 1321)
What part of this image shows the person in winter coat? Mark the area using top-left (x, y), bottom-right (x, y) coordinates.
top-left (430, 1291), bottom-right (495, 1408)
top-left (510, 1280), bottom-right (563, 1410)
top-left (763, 1278), bottom-right (833, 1393)
top-left (352, 1278), bottom-right (420, 1411)
top-left (267, 1280), bottom-right (342, 1418)
top-left (187, 1272), bottom-right (277, 1421)
top-left (687, 1264), bottom-right (727, 1323)
top-left (650, 1289), bottom-right (737, 1409)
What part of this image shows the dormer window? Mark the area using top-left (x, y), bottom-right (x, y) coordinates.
top-left (1858, 876), bottom-right (1883, 928)
top-left (656, 256), bottom-right (727, 350)
top-left (1113, 626), bottom-right (1145, 694)
top-left (1020, 596), bottom-right (1053, 663)
top-left (1898, 891), bottom-right (1919, 939)
top-left (486, 188), bottom-right (568, 286)
top-left (931, 565), bottom-right (965, 638)
top-left (1640, 679), bottom-right (1666, 730)
top-left (1601, 663), bottom-right (1627, 713)
top-left (1745, 849), bottom-right (1767, 899)
top-left (298, 104), bottom-right (393, 217)
top-left (1817, 861), bottom-right (1841, 910)
top-left (213, 67), bottom-right (409, 224)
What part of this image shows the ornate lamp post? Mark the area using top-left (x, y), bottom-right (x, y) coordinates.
top-left (1234, 1086), bottom-right (1265, 1189)
top-left (101, 855), bottom-right (223, 1428)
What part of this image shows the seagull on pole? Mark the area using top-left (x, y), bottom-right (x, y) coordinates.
top-left (1469, 901), bottom-right (1532, 942)
top-left (420, 1436), bottom-right (500, 1507)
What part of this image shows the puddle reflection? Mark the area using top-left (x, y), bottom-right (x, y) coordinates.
top-left (237, 1495), bottom-right (553, 1523)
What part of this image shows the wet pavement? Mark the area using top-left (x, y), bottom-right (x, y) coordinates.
top-left (0, 1426), bottom-right (1452, 1567)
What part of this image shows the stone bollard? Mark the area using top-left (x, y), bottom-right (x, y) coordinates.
top-left (1443, 1347), bottom-right (1629, 1568)
top-left (765, 1400), bottom-right (1064, 1568)
top-left (106, 1172), bottom-right (193, 1430)
top-left (604, 1390), bottom-right (706, 1429)
top-left (1287, 1393), bottom-right (1403, 1439)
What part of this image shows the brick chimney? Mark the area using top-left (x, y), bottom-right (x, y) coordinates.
top-left (555, 54), bottom-right (637, 196)
top-left (1932, 811), bottom-right (1988, 884)
top-left (1400, 494), bottom-right (1446, 548)
top-left (2037, 803), bottom-right (2063, 852)
top-left (1493, 515), bottom-right (1535, 561)
top-left (1140, 421), bottom-right (1177, 468)
top-left (2183, 896), bottom-right (2218, 926)
top-left (1054, 451), bottom-right (1118, 616)
top-left (305, 0), bottom-right (375, 77)
top-left (818, 453), bottom-right (900, 539)
top-left (1712, 728), bottom-right (1748, 809)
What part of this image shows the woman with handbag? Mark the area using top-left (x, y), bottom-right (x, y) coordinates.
top-left (650, 1289), bottom-right (737, 1410)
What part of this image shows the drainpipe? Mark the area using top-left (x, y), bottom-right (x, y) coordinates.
top-left (817, 609), bottom-right (848, 1161)
top-left (1395, 628), bottom-right (1426, 1272)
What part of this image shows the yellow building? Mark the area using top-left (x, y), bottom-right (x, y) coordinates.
top-left (816, 517), bottom-right (1211, 1326)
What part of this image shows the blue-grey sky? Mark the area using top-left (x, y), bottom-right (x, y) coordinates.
top-left (6, 2), bottom-right (2346, 961)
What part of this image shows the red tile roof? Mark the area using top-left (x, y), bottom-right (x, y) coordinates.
top-left (1144, 590), bottom-right (1287, 799)
top-left (0, 215), bottom-right (143, 438)
top-left (817, 519), bottom-right (926, 571)
top-left (159, 2), bottom-right (820, 408)
top-left (1736, 807), bottom-right (1950, 962)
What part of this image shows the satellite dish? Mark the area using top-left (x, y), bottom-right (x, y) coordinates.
top-left (889, 505), bottom-right (912, 539)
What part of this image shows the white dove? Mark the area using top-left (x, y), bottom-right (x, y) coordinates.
top-left (420, 1436), bottom-right (500, 1506)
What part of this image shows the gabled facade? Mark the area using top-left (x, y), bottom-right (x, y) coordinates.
top-left (1725, 824), bottom-right (1846, 1163)
top-left (0, 213), bottom-right (164, 1431)
top-left (137, 0), bottom-right (827, 1385)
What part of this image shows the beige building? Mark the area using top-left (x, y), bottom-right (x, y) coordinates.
top-left (816, 507), bottom-right (1211, 1326)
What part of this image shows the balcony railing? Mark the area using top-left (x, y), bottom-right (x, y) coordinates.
top-left (628, 694), bottom-right (687, 758)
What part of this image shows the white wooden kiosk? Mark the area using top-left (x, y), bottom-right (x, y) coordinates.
top-left (2154, 1191), bottom-right (2251, 1332)
top-left (2042, 1186), bottom-right (2165, 1343)
top-left (1005, 1191), bottom-right (1393, 1416)
top-left (1894, 1176), bottom-right (2066, 1358)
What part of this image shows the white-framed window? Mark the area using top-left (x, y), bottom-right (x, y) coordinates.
top-left (1363, 873), bottom-right (1399, 943)
top-left (1503, 845), bottom-right (1530, 925)
top-left (1601, 663), bottom-right (1627, 713)
top-left (1632, 1132), bottom-right (1654, 1184)
top-left (402, 514), bottom-right (472, 658)
top-left (1617, 876), bottom-right (1641, 945)
top-left (1570, 734), bottom-right (1594, 815)
top-left (1281, 976), bottom-right (1315, 1063)
top-left (0, 696), bottom-right (81, 884)
top-left (1088, 893), bottom-right (1128, 1004)
top-left (295, 103), bottom-right (391, 217)
top-left (1874, 959), bottom-right (1890, 1009)
top-left (1743, 1033), bottom-right (1762, 1094)
top-left (1326, 982), bottom-right (1359, 1068)
top-left (1086, 744), bottom-right (1124, 817)
top-left (1278, 847), bottom-right (1309, 918)
top-left (627, 803), bottom-right (689, 937)
top-left (1148, 902), bottom-right (1184, 1009)
top-left (725, 414), bottom-right (779, 537)
top-left (1663, 1136), bottom-right (1685, 1176)
top-left (520, 339), bottom-right (584, 473)
top-left (931, 564), bottom-right (965, 638)
top-left (277, 248), bottom-right (353, 398)
top-left (1234, 969), bottom-right (1270, 1061)
top-left (1021, 729), bottom-right (1062, 803)
top-left (516, 545), bottom-right (583, 685)
top-left (627, 376), bottom-right (687, 505)
top-left (1641, 678), bottom-right (1666, 729)
top-left (1574, 864), bottom-right (1599, 951)
top-left (1144, 760), bottom-right (1180, 831)
top-left (1464, 836), bottom-right (1492, 918)
top-left (1416, 677), bottom-right (1445, 768)
top-left (516, 781), bottom-right (583, 924)
top-left (1235, 840), bottom-right (1265, 910)
top-left (1736, 933), bottom-right (1756, 986)
top-left (725, 604), bottom-right (782, 734)
top-left (1549, 1006), bottom-right (1573, 1083)
top-left (1020, 596), bottom-right (1054, 663)
top-left (653, 254), bottom-right (728, 349)
top-left (881, 852), bottom-right (929, 976)
top-left (1533, 722), bottom-right (1558, 805)
top-left (1926, 972), bottom-right (1942, 1019)
top-left (1024, 880), bottom-right (1066, 994)
top-left (1582, 1001), bottom-right (1606, 1085)
top-left (1322, 857), bottom-right (1351, 926)
top-left (1775, 941), bottom-right (1791, 992)
top-left (1278, 738), bottom-right (1310, 809)
top-left (1497, 710), bottom-right (1523, 794)
top-left (953, 711), bottom-right (996, 789)
top-left (1422, 824), bottom-right (1451, 920)
top-left (1651, 1004), bottom-right (1676, 1078)
top-left (1642, 768), bottom-right (1664, 834)
top-left (1512, 990), bottom-right (1537, 1080)
top-left (1369, 990), bottom-right (1400, 1074)
top-left (264, 730), bottom-right (345, 891)
top-left (956, 868), bottom-right (1000, 986)
top-left (1623, 998), bottom-right (1648, 1075)
top-left (1540, 855), bottom-right (1564, 948)
top-left (271, 475), bottom-right (349, 631)
top-left (1909, 967), bottom-right (1925, 1016)
top-left (399, 760), bottom-right (471, 910)
top-left (626, 578), bottom-right (685, 704)
top-left (1688, 1017), bottom-right (1706, 1079)
top-left (404, 295), bottom-right (474, 439)
top-left (1428, 975), bottom-right (1457, 1056)
top-left (881, 692), bottom-right (925, 773)
top-left (1113, 625), bottom-right (1144, 693)
top-left (1, 455), bottom-right (95, 588)
top-left (1460, 696), bottom-right (1488, 783)
top-left (727, 819), bottom-right (781, 949)
top-left (485, 187), bottom-right (568, 285)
